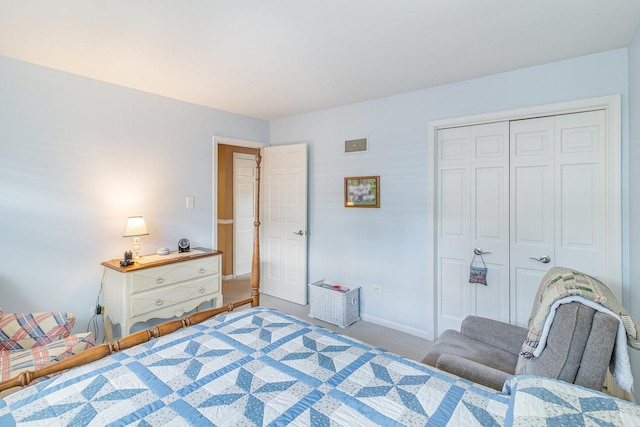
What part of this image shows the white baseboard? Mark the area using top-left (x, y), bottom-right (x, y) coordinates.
top-left (222, 274), bottom-right (234, 281)
top-left (360, 313), bottom-right (431, 340)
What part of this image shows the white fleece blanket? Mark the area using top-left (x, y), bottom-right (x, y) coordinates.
top-left (534, 295), bottom-right (633, 393)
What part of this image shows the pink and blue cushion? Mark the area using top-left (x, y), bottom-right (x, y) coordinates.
top-left (0, 309), bottom-right (94, 385)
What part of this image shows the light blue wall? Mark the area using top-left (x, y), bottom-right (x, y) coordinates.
top-left (271, 48), bottom-right (630, 338)
top-left (627, 24), bottom-right (640, 402)
top-left (0, 56), bottom-right (269, 335)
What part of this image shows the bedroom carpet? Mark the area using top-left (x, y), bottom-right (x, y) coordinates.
top-left (222, 275), bottom-right (433, 362)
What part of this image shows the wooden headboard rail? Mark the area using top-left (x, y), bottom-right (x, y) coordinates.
top-left (0, 150), bottom-right (264, 394)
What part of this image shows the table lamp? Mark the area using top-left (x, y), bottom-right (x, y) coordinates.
top-left (123, 216), bottom-right (149, 259)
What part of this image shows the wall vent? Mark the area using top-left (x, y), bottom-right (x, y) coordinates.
top-left (345, 138), bottom-right (368, 153)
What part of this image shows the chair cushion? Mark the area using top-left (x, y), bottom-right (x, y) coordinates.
top-left (515, 302), bottom-right (594, 382)
top-left (435, 354), bottom-right (511, 391)
top-left (0, 332), bottom-right (94, 382)
top-left (461, 316), bottom-right (528, 355)
top-left (0, 312), bottom-right (75, 350)
top-left (423, 329), bottom-right (519, 374)
top-left (573, 311), bottom-right (618, 390)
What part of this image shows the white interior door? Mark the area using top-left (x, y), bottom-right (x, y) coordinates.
top-left (510, 110), bottom-right (608, 326)
top-left (470, 123), bottom-right (510, 322)
top-left (233, 154), bottom-right (256, 277)
top-left (437, 108), bottom-right (613, 333)
top-left (437, 122), bottom-right (509, 334)
top-left (261, 143), bottom-right (308, 304)
top-left (429, 96), bottom-right (621, 341)
top-left (437, 126), bottom-right (472, 333)
top-left (553, 111), bottom-right (607, 278)
top-left (510, 116), bottom-right (555, 326)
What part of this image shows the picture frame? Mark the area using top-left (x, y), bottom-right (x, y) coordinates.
top-left (344, 176), bottom-right (380, 208)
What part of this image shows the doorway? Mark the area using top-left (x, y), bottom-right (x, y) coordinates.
top-left (212, 136), bottom-right (265, 279)
top-left (212, 137), bottom-right (310, 304)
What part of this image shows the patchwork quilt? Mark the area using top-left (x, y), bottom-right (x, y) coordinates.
top-left (0, 308), bottom-right (509, 426)
top-left (504, 376), bottom-right (640, 426)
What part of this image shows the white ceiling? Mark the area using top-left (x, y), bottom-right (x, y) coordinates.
top-left (1, 1), bottom-right (639, 120)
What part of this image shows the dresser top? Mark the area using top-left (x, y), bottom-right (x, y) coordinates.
top-left (102, 247), bottom-right (222, 272)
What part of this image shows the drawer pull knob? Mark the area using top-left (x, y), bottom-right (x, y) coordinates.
top-left (155, 299), bottom-right (164, 306)
top-left (199, 287), bottom-right (205, 294)
top-left (199, 268), bottom-right (206, 274)
top-left (156, 277), bottom-right (164, 284)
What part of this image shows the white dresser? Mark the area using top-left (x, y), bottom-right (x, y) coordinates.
top-left (101, 248), bottom-right (223, 341)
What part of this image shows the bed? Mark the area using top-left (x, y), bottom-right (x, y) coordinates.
top-left (0, 307), bottom-right (510, 426)
top-left (1, 307), bottom-right (640, 426)
top-left (2, 153), bottom-right (639, 426)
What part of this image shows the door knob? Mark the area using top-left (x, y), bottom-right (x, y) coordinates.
top-left (529, 255), bottom-right (551, 264)
top-left (473, 248), bottom-right (491, 255)
top-left (293, 230), bottom-right (305, 236)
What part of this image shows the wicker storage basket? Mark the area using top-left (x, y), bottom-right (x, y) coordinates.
top-left (308, 280), bottom-right (360, 328)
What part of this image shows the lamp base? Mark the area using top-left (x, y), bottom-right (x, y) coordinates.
top-left (133, 237), bottom-right (141, 259)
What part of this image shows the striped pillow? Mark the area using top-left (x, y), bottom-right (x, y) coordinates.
top-left (0, 332), bottom-right (94, 383)
top-left (0, 312), bottom-right (75, 350)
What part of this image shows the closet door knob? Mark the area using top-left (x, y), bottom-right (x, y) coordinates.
top-left (473, 248), bottom-right (491, 255)
top-left (529, 255), bottom-right (551, 264)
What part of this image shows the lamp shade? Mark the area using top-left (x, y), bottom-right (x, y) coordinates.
top-left (123, 216), bottom-right (149, 237)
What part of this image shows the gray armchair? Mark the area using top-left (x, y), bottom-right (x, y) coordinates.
top-left (422, 302), bottom-right (618, 391)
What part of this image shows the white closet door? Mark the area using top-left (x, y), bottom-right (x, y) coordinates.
top-left (433, 98), bottom-right (621, 338)
top-left (510, 110), bottom-right (608, 327)
top-left (554, 111), bottom-right (607, 278)
top-left (510, 117), bottom-right (555, 326)
top-left (471, 123), bottom-right (510, 322)
top-left (437, 122), bottom-right (509, 334)
top-left (437, 126), bottom-right (472, 333)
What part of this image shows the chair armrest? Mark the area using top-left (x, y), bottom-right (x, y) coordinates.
top-left (0, 312), bottom-right (75, 350)
top-left (435, 353), bottom-right (511, 391)
top-left (461, 316), bottom-right (528, 356)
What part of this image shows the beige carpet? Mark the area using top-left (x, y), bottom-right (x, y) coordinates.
top-left (223, 275), bottom-right (433, 362)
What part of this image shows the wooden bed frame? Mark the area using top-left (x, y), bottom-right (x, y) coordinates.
top-left (0, 151), bottom-right (263, 394)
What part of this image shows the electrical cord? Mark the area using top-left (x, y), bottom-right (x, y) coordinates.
top-left (86, 268), bottom-right (106, 343)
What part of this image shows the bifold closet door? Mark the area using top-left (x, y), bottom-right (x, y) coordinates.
top-left (437, 122), bottom-right (510, 334)
top-left (510, 110), bottom-right (607, 326)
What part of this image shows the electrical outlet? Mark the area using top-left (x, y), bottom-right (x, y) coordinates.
top-left (371, 284), bottom-right (382, 294)
top-left (90, 305), bottom-right (104, 316)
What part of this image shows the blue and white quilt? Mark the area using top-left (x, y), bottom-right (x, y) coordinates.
top-left (0, 307), bottom-right (509, 426)
top-left (504, 376), bottom-right (640, 426)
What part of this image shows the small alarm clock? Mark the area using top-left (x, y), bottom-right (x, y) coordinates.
top-left (178, 238), bottom-right (190, 253)
top-left (120, 250), bottom-right (133, 266)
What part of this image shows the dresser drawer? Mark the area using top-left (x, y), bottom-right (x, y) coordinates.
top-left (130, 276), bottom-right (220, 318)
top-left (130, 257), bottom-right (220, 293)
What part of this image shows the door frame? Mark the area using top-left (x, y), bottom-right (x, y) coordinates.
top-left (426, 95), bottom-right (621, 341)
top-left (212, 136), bottom-right (268, 253)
